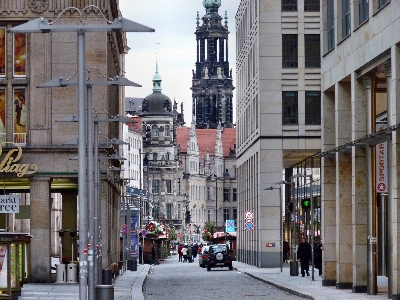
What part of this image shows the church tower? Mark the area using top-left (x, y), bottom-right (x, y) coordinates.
top-left (191, 0), bottom-right (235, 129)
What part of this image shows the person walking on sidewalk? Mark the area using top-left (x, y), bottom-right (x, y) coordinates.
top-left (182, 244), bottom-right (188, 262)
top-left (314, 239), bottom-right (323, 276)
top-left (178, 243), bottom-right (183, 262)
top-left (297, 238), bottom-right (311, 277)
top-left (151, 243), bottom-right (160, 265)
top-left (283, 239), bottom-right (290, 263)
top-left (186, 244), bottom-right (193, 263)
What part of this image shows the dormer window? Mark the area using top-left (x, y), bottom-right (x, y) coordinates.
top-left (151, 124), bottom-right (159, 137)
top-left (165, 125), bottom-right (170, 136)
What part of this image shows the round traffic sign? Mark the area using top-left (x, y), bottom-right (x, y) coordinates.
top-left (244, 221), bottom-right (254, 231)
top-left (141, 229), bottom-right (147, 237)
top-left (244, 210), bottom-right (254, 220)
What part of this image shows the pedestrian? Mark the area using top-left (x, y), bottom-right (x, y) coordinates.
top-left (192, 243), bottom-right (199, 259)
top-left (178, 243), bottom-right (183, 262)
top-left (187, 244), bottom-right (193, 263)
top-left (314, 239), bottom-right (323, 276)
top-left (297, 237), bottom-right (311, 277)
top-left (182, 244), bottom-right (188, 263)
top-left (151, 243), bottom-right (160, 265)
top-left (283, 239), bottom-right (290, 263)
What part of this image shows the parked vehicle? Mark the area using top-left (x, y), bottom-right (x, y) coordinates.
top-left (199, 245), bottom-right (210, 268)
top-left (206, 244), bottom-right (233, 271)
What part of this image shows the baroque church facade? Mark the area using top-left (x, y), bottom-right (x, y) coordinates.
top-left (127, 0), bottom-right (237, 242)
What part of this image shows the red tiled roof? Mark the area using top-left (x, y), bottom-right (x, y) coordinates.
top-left (176, 127), bottom-right (236, 158)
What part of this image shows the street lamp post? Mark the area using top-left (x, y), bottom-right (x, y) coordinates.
top-left (291, 173), bottom-right (314, 281)
top-left (265, 180), bottom-right (294, 272)
top-left (10, 8), bottom-right (154, 299)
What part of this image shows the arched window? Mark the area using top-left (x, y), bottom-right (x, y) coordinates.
top-left (151, 124), bottom-right (159, 137)
top-left (153, 152), bottom-right (158, 161)
top-left (165, 125), bottom-right (170, 136)
top-left (165, 152), bottom-right (170, 160)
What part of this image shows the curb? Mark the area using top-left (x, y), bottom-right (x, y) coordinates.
top-left (234, 267), bottom-right (327, 300)
top-left (132, 265), bottom-right (151, 300)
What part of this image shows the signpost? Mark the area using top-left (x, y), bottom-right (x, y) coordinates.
top-left (244, 210), bottom-right (254, 231)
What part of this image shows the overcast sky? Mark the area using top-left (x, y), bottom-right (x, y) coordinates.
top-left (118, 0), bottom-right (240, 125)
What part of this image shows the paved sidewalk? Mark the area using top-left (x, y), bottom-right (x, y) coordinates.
top-left (233, 261), bottom-right (388, 300)
top-left (19, 264), bottom-right (150, 299)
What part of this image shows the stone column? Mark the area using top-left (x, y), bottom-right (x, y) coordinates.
top-left (29, 177), bottom-right (52, 283)
top-left (321, 90), bottom-right (336, 286)
top-left (335, 82), bottom-right (353, 289)
top-left (61, 192), bottom-right (77, 263)
top-left (387, 45), bottom-right (400, 299)
top-left (351, 74), bottom-right (369, 293)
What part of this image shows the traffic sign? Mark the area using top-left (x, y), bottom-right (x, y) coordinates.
top-left (244, 210), bottom-right (254, 220)
top-left (141, 229), bottom-right (147, 237)
top-left (245, 221), bottom-right (254, 231)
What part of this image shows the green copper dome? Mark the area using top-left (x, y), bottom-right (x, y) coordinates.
top-left (203, 0), bottom-right (221, 9)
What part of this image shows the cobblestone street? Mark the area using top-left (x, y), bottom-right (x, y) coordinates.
top-left (143, 257), bottom-right (306, 300)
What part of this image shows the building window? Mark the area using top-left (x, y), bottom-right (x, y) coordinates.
top-left (359, 0), bottom-right (369, 24)
top-left (223, 209), bottom-right (230, 222)
top-left (304, 0), bottom-right (320, 11)
top-left (0, 27), bottom-right (5, 76)
top-left (13, 87), bottom-right (26, 144)
top-left (282, 34), bottom-right (298, 68)
top-left (305, 35), bottom-right (320, 68)
top-left (327, 0), bottom-right (335, 51)
top-left (178, 204), bottom-right (181, 218)
top-left (232, 188), bottom-right (237, 201)
top-left (342, 0), bottom-right (351, 39)
top-left (223, 189), bottom-right (230, 202)
top-left (305, 91), bottom-right (321, 125)
top-left (282, 0), bottom-right (297, 11)
top-left (151, 124), bottom-right (159, 137)
top-left (282, 91), bottom-right (298, 125)
top-left (379, 0), bottom-right (390, 9)
top-left (13, 33), bottom-right (26, 77)
top-left (178, 178), bottom-right (181, 193)
top-left (152, 152), bottom-right (158, 161)
top-left (207, 209), bottom-right (211, 222)
top-left (165, 152), bottom-right (170, 160)
top-left (233, 208), bottom-right (237, 222)
top-left (152, 179), bottom-right (159, 194)
top-left (0, 88), bottom-right (5, 142)
top-left (166, 179), bottom-right (172, 193)
top-left (166, 203), bottom-right (172, 219)
top-left (164, 125), bottom-right (170, 136)
top-left (207, 186), bottom-right (210, 200)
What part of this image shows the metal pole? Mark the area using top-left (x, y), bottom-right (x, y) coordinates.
top-left (139, 149), bottom-right (144, 264)
top-left (77, 30), bottom-right (88, 299)
top-left (87, 85), bottom-right (95, 300)
top-left (279, 185), bottom-right (283, 272)
top-left (93, 121), bottom-right (100, 284)
top-left (310, 175), bottom-right (314, 281)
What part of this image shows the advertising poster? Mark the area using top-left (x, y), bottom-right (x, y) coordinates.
top-left (0, 245), bottom-right (7, 288)
top-left (130, 214), bottom-right (139, 258)
top-left (13, 87), bottom-right (26, 143)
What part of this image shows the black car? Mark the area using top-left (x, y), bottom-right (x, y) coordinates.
top-left (206, 244), bottom-right (233, 271)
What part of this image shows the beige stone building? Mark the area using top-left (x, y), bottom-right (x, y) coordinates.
top-left (235, 0), bottom-right (321, 268)
top-left (320, 0), bottom-right (398, 297)
top-left (0, 0), bottom-right (138, 285)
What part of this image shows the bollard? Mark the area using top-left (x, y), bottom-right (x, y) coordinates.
top-left (95, 285), bottom-right (114, 300)
top-left (131, 258), bottom-right (137, 271)
top-left (290, 260), bottom-right (299, 276)
top-left (102, 269), bottom-right (112, 285)
top-left (56, 264), bottom-right (66, 283)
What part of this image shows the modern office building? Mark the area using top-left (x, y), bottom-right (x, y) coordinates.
top-left (0, 0), bottom-right (144, 285)
top-left (320, 0), bottom-right (396, 297)
top-left (235, 0), bottom-right (321, 268)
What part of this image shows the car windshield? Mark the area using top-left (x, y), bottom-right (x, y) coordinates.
top-left (211, 245), bottom-right (227, 253)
